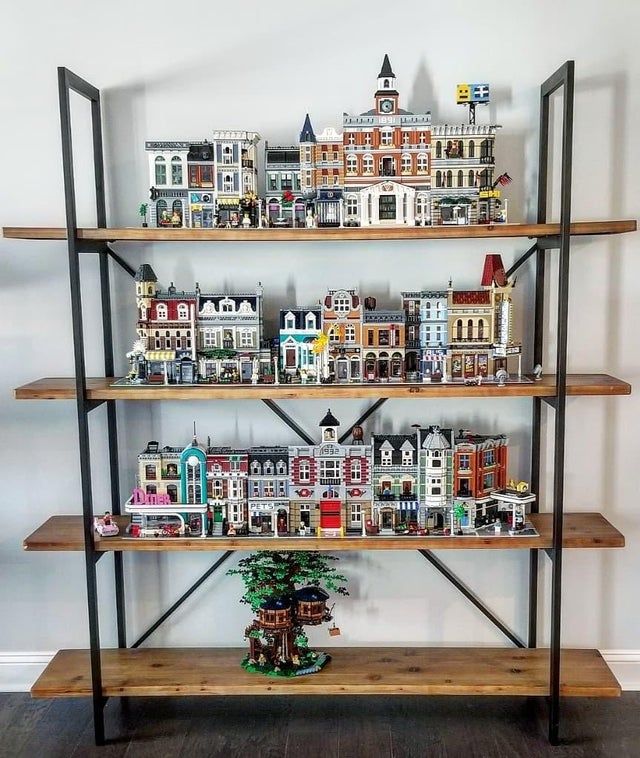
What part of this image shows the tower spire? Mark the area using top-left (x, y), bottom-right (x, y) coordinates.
top-left (299, 113), bottom-right (316, 143)
top-left (378, 54), bottom-right (395, 79)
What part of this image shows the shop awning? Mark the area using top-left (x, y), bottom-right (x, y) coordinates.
top-left (218, 198), bottom-right (240, 207)
top-left (145, 350), bottom-right (176, 361)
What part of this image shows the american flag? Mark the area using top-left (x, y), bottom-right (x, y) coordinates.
top-left (495, 173), bottom-right (513, 186)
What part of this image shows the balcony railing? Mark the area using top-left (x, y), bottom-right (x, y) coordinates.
top-left (320, 477), bottom-right (341, 486)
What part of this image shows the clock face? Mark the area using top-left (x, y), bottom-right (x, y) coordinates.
top-left (380, 99), bottom-right (394, 113)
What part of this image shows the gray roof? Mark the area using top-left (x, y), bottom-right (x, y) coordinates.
top-left (135, 264), bottom-right (157, 282)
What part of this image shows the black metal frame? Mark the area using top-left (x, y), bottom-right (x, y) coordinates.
top-left (58, 60), bottom-right (575, 746)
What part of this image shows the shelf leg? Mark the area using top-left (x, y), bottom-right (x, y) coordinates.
top-left (538, 59), bottom-right (574, 746)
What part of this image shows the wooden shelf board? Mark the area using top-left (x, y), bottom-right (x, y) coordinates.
top-left (23, 513), bottom-right (625, 552)
top-left (3, 219), bottom-right (636, 242)
top-left (13, 374), bottom-right (632, 401)
top-left (31, 647), bottom-right (620, 698)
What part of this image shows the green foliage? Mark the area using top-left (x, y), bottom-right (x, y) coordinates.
top-left (453, 502), bottom-right (467, 521)
top-left (138, 203), bottom-right (148, 217)
top-left (199, 348), bottom-right (238, 360)
top-left (228, 551), bottom-right (348, 612)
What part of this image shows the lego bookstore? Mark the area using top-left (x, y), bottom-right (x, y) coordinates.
top-left (1, 0), bottom-right (639, 754)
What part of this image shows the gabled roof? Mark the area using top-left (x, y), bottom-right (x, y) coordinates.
top-left (299, 113), bottom-right (316, 143)
top-left (135, 264), bottom-right (157, 282)
top-left (319, 409), bottom-right (340, 427)
top-left (378, 54), bottom-right (395, 79)
top-left (422, 425), bottom-right (453, 451)
top-left (481, 254), bottom-right (507, 287)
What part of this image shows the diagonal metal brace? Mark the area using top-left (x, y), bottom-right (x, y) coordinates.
top-left (418, 549), bottom-right (526, 648)
top-left (131, 551), bottom-right (233, 648)
top-left (339, 398), bottom-right (388, 443)
top-left (262, 399), bottom-right (315, 444)
top-left (106, 242), bottom-right (136, 278)
top-left (506, 243), bottom-right (538, 279)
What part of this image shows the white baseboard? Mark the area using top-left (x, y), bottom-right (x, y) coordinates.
top-left (0, 653), bottom-right (55, 692)
top-left (1, 650), bottom-right (639, 693)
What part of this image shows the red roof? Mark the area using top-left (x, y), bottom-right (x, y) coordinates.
top-left (149, 298), bottom-right (196, 321)
top-left (481, 254), bottom-right (507, 287)
top-left (452, 291), bottom-right (491, 305)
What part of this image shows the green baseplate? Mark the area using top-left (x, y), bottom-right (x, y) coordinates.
top-left (241, 650), bottom-right (331, 677)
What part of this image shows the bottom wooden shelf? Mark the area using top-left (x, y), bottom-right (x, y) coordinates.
top-left (32, 647), bottom-right (620, 699)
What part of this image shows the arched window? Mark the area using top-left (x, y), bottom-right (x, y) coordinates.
top-left (264, 460), bottom-right (274, 475)
top-left (251, 461), bottom-right (261, 475)
top-left (456, 319), bottom-right (463, 340)
top-left (305, 312), bottom-right (316, 329)
top-left (156, 303), bottom-right (167, 320)
top-left (417, 153), bottom-right (428, 173)
top-left (167, 484), bottom-right (177, 502)
top-left (435, 170), bottom-right (442, 188)
top-left (435, 141), bottom-right (442, 158)
top-left (469, 170), bottom-right (475, 187)
top-left (298, 460), bottom-right (310, 483)
top-left (457, 140), bottom-right (464, 157)
top-left (329, 325), bottom-right (340, 343)
top-left (346, 155), bottom-right (357, 174)
top-left (222, 145), bottom-right (233, 165)
top-left (478, 320), bottom-right (485, 339)
top-left (223, 174), bottom-right (233, 193)
top-left (468, 140), bottom-right (475, 158)
top-left (363, 154), bottom-right (374, 174)
top-left (177, 303), bottom-right (189, 320)
top-left (171, 200), bottom-right (183, 224)
top-left (276, 460), bottom-right (287, 475)
top-left (156, 199), bottom-right (167, 226)
top-left (155, 156), bottom-right (166, 185)
top-left (351, 459), bottom-right (362, 483)
top-left (467, 319), bottom-right (474, 340)
top-left (401, 154), bottom-right (411, 173)
top-left (458, 170), bottom-right (464, 187)
top-left (480, 139), bottom-right (489, 158)
top-left (171, 156), bottom-right (182, 185)
top-left (346, 194), bottom-right (358, 216)
top-left (446, 170), bottom-right (453, 187)
top-left (383, 78), bottom-right (389, 88)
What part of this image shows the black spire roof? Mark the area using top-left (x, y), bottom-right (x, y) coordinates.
top-left (378, 54), bottom-right (395, 79)
top-left (319, 408), bottom-right (340, 427)
top-left (134, 264), bottom-right (157, 282)
top-left (299, 113), bottom-right (316, 143)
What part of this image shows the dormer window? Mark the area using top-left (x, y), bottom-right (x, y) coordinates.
top-left (305, 313), bottom-right (316, 330)
top-left (263, 460), bottom-right (274, 475)
top-left (220, 298), bottom-right (234, 313)
top-left (402, 450), bottom-right (413, 466)
top-left (156, 303), bottom-right (167, 320)
top-left (177, 303), bottom-right (189, 320)
top-left (251, 461), bottom-right (261, 475)
top-left (381, 449), bottom-right (392, 466)
top-left (285, 312), bottom-right (295, 330)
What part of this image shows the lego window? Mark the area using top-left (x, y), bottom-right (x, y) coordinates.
top-left (468, 140), bottom-right (475, 158)
top-left (268, 174), bottom-right (278, 191)
top-left (350, 459), bottom-right (362, 483)
top-left (298, 460), bottom-right (311, 483)
top-left (417, 154), bottom-right (428, 173)
top-left (347, 133), bottom-right (355, 144)
top-left (401, 154), bottom-right (411, 173)
top-left (350, 357), bottom-right (360, 378)
top-left (305, 313), bottom-right (316, 329)
top-left (264, 482), bottom-right (275, 497)
top-left (469, 170), bottom-right (476, 187)
top-left (212, 480), bottom-right (223, 497)
top-left (171, 157), bottom-right (182, 185)
top-left (381, 450), bottom-right (392, 466)
top-left (418, 132), bottom-right (427, 145)
top-left (251, 482), bottom-right (260, 496)
top-left (402, 479), bottom-right (413, 494)
top-left (344, 325), bottom-right (356, 343)
top-left (276, 460), bottom-right (287, 475)
top-left (319, 460), bottom-right (339, 480)
top-left (222, 145), bottom-right (233, 165)
top-left (459, 454), bottom-right (470, 470)
top-left (156, 304), bottom-right (167, 320)
top-left (346, 155), bottom-right (357, 175)
top-left (435, 171), bottom-right (442, 188)
top-left (458, 170), bottom-right (464, 187)
top-left (402, 450), bottom-right (413, 466)
top-left (484, 449), bottom-right (496, 466)
top-left (435, 141), bottom-right (442, 158)
top-left (251, 461), bottom-right (261, 475)
top-left (483, 472), bottom-right (495, 490)
top-left (154, 156), bottom-right (166, 185)
top-left (239, 330), bottom-right (253, 347)
top-left (281, 173), bottom-right (293, 190)
top-left (346, 195), bottom-right (358, 215)
top-left (402, 132), bottom-right (410, 145)
top-left (177, 303), bottom-right (189, 320)
top-left (363, 154), bottom-right (373, 174)
top-left (223, 174), bottom-right (234, 193)
top-left (333, 293), bottom-right (351, 315)
top-left (264, 460), bottom-right (274, 475)
top-left (364, 133), bottom-right (372, 145)
top-left (350, 504), bottom-right (362, 522)
top-left (381, 129), bottom-right (393, 146)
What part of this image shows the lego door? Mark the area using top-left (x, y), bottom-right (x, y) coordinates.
top-left (320, 500), bottom-right (341, 529)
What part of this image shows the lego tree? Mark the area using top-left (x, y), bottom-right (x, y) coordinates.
top-left (228, 551), bottom-right (348, 677)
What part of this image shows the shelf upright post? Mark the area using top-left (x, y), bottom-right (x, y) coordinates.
top-left (57, 67), bottom-right (118, 745)
top-left (537, 60), bottom-right (575, 745)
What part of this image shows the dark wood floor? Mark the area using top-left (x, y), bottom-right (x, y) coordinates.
top-left (1, 692), bottom-right (639, 757)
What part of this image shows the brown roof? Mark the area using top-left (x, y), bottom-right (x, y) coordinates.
top-left (452, 291), bottom-right (491, 305)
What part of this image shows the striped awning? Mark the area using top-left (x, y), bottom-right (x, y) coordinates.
top-left (145, 350), bottom-right (176, 361)
top-left (218, 198), bottom-right (240, 206)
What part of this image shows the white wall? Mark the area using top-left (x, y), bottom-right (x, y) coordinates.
top-left (1, 0), bottom-right (639, 689)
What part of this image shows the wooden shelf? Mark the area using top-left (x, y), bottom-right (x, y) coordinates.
top-left (2, 219), bottom-right (636, 242)
top-left (31, 647), bottom-right (620, 698)
top-left (23, 513), bottom-right (625, 552)
top-left (13, 374), bottom-right (632, 401)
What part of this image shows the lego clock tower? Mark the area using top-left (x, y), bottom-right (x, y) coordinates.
top-left (375, 54), bottom-right (400, 115)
